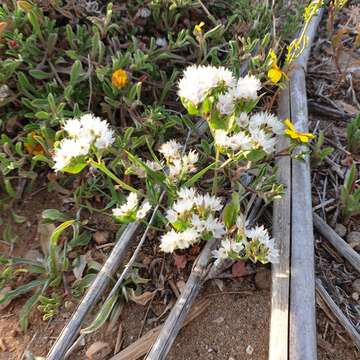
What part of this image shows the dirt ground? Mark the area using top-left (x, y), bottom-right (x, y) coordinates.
top-left (0, 188), bottom-right (358, 360)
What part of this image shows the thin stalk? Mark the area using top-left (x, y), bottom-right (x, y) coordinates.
top-left (89, 158), bottom-right (139, 194)
top-left (212, 148), bottom-right (220, 195)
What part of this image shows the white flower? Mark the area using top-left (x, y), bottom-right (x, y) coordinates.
top-left (173, 198), bottom-right (194, 214)
top-left (137, 7), bottom-right (151, 18)
top-left (53, 138), bottom-right (90, 171)
top-left (250, 127), bottom-right (276, 154)
top-left (214, 129), bottom-right (231, 149)
top-left (212, 238), bottom-right (244, 260)
top-left (160, 228), bottom-right (200, 252)
top-left (246, 225), bottom-right (270, 243)
top-left (203, 194), bottom-right (223, 212)
top-left (202, 215), bottom-right (226, 238)
top-left (168, 160), bottom-right (182, 178)
top-left (156, 37), bottom-right (167, 47)
top-left (159, 140), bottom-right (182, 160)
top-left (230, 132), bottom-right (252, 151)
top-left (234, 75), bottom-right (261, 100)
top-left (178, 228), bottom-right (200, 249)
top-left (236, 112), bottom-right (249, 128)
top-left (79, 114), bottom-right (115, 149)
top-left (191, 214), bottom-right (206, 233)
top-left (249, 112), bottom-right (284, 135)
top-left (177, 187), bottom-right (197, 201)
top-left (166, 209), bottom-right (178, 223)
top-left (63, 119), bottom-right (82, 137)
top-left (178, 65), bottom-right (235, 106)
top-left (160, 230), bottom-right (181, 253)
top-left (136, 201), bottom-right (151, 220)
top-left (246, 225), bottom-right (278, 263)
top-left (112, 193), bottom-right (138, 217)
top-left (217, 91), bottom-right (235, 115)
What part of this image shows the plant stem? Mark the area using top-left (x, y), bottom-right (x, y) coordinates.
top-left (88, 159), bottom-right (139, 194)
top-left (212, 148), bottom-right (220, 195)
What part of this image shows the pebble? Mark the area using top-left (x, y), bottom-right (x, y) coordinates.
top-left (352, 292), bottom-right (359, 301)
top-left (347, 232), bottom-right (360, 250)
top-left (93, 231), bottom-right (110, 245)
top-left (254, 269), bottom-right (271, 290)
top-left (335, 223), bottom-right (347, 238)
top-left (85, 342), bottom-right (111, 360)
top-left (352, 279), bottom-right (360, 293)
top-left (246, 345), bottom-right (254, 355)
top-left (212, 316), bottom-right (225, 324)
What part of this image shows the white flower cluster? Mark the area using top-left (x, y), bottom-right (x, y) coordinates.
top-left (212, 219), bottom-right (279, 264)
top-left (159, 140), bottom-right (199, 180)
top-left (160, 188), bottom-right (225, 253)
top-left (214, 112), bottom-right (283, 155)
top-left (112, 192), bottom-right (151, 221)
top-left (178, 65), bottom-right (235, 105)
top-left (178, 65), bottom-right (261, 110)
top-left (53, 114), bottom-right (115, 171)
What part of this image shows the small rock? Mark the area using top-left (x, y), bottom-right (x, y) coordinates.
top-left (347, 232), bottom-right (360, 250)
top-left (352, 292), bottom-right (359, 301)
top-left (255, 269), bottom-right (271, 290)
top-left (335, 223), bottom-right (347, 238)
top-left (212, 316), bottom-right (225, 324)
top-left (24, 249), bottom-right (42, 261)
top-left (228, 357), bottom-right (235, 360)
top-left (93, 231), bottom-right (110, 245)
top-left (0, 286), bottom-right (12, 311)
top-left (86, 341), bottom-right (111, 360)
top-left (352, 279), bottom-right (360, 293)
top-left (246, 345), bottom-right (254, 355)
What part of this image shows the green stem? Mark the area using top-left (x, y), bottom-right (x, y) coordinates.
top-left (89, 159), bottom-right (139, 194)
top-left (212, 148), bottom-right (220, 195)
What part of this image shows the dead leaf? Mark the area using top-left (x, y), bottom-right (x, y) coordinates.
top-left (231, 261), bottom-right (247, 277)
top-left (37, 223), bottom-right (56, 256)
top-left (334, 100), bottom-right (358, 116)
top-left (86, 341), bottom-right (111, 360)
top-left (129, 290), bottom-right (156, 306)
top-left (173, 254), bottom-right (187, 271)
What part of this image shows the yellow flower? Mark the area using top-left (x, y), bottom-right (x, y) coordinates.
top-left (284, 119), bottom-right (315, 143)
top-left (267, 49), bottom-right (286, 84)
top-left (112, 69), bottom-right (128, 89)
top-left (268, 63), bottom-right (282, 84)
top-left (194, 21), bottom-right (205, 34)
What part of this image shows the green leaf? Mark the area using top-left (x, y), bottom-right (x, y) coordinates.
top-left (70, 60), bottom-right (82, 87)
top-left (29, 69), bottom-right (50, 80)
top-left (183, 162), bottom-right (216, 187)
top-left (35, 111), bottom-right (50, 120)
top-left (62, 161), bottom-right (87, 174)
top-left (42, 209), bottom-right (69, 223)
top-left (19, 289), bottom-right (43, 331)
top-left (222, 192), bottom-right (240, 229)
top-left (81, 294), bottom-right (119, 334)
top-left (0, 279), bottom-right (46, 305)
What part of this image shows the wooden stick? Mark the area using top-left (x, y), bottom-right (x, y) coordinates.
top-left (268, 86), bottom-right (291, 360)
top-left (145, 240), bottom-right (216, 359)
top-left (316, 279), bottom-right (360, 350)
top-left (313, 213), bottom-right (360, 273)
top-left (110, 299), bottom-right (210, 360)
top-left (268, 8), bottom-right (324, 360)
top-left (47, 222), bottom-right (140, 360)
